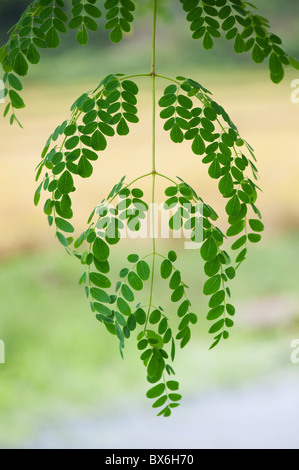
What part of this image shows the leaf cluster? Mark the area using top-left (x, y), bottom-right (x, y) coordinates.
top-left (180, 0), bottom-right (299, 83)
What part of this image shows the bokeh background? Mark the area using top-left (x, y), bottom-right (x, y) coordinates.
top-left (0, 0), bottom-right (299, 449)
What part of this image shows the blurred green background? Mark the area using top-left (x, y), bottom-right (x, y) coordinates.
top-left (0, 0), bottom-right (299, 449)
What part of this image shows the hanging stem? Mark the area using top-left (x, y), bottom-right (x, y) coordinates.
top-left (151, 0), bottom-right (157, 226)
top-left (145, 0), bottom-right (158, 332)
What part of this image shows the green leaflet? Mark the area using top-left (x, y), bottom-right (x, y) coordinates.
top-left (128, 272), bottom-right (143, 291)
top-left (135, 308), bottom-right (146, 325)
top-left (90, 287), bottom-right (111, 303)
top-left (219, 173), bottom-right (234, 196)
top-left (9, 90), bottom-right (25, 109)
top-left (13, 53), bottom-right (28, 77)
top-left (121, 284), bottom-right (134, 302)
top-left (203, 275), bottom-right (221, 295)
top-left (77, 26), bottom-right (89, 46)
top-left (136, 260), bottom-right (150, 281)
top-left (226, 195), bottom-right (241, 216)
top-left (249, 219), bottom-right (264, 232)
top-left (93, 237), bottom-right (110, 262)
top-left (55, 217), bottom-right (74, 233)
top-left (146, 383), bottom-right (165, 399)
top-left (200, 237), bottom-right (218, 262)
top-left (117, 297), bottom-right (131, 316)
top-left (90, 272), bottom-right (111, 289)
top-left (160, 259), bottom-right (172, 279)
top-left (58, 171), bottom-right (74, 195)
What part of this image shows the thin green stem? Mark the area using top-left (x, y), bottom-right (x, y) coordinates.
top-left (155, 74), bottom-right (181, 85)
top-left (122, 73), bottom-right (151, 80)
top-left (116, 252), bottom-right (153, 290)
top-left (220, 263), bottom-right (226, 336)
top-left (145, 0), bottom-right (158, 334)
top-left (162, 372), bottom-right (171, 408)
top-left (155, 252), bottom-right (167, 260)
top-left (125, 172), bottom-right (153, 189)
top-left (108, 172), bottom-right (152, 204)
top-left (151, 0), bottom-right (157, 76)
top-left (151, 0), bottom-right (157, 247)
top-left (156, 172), bottom-right (178, 186)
